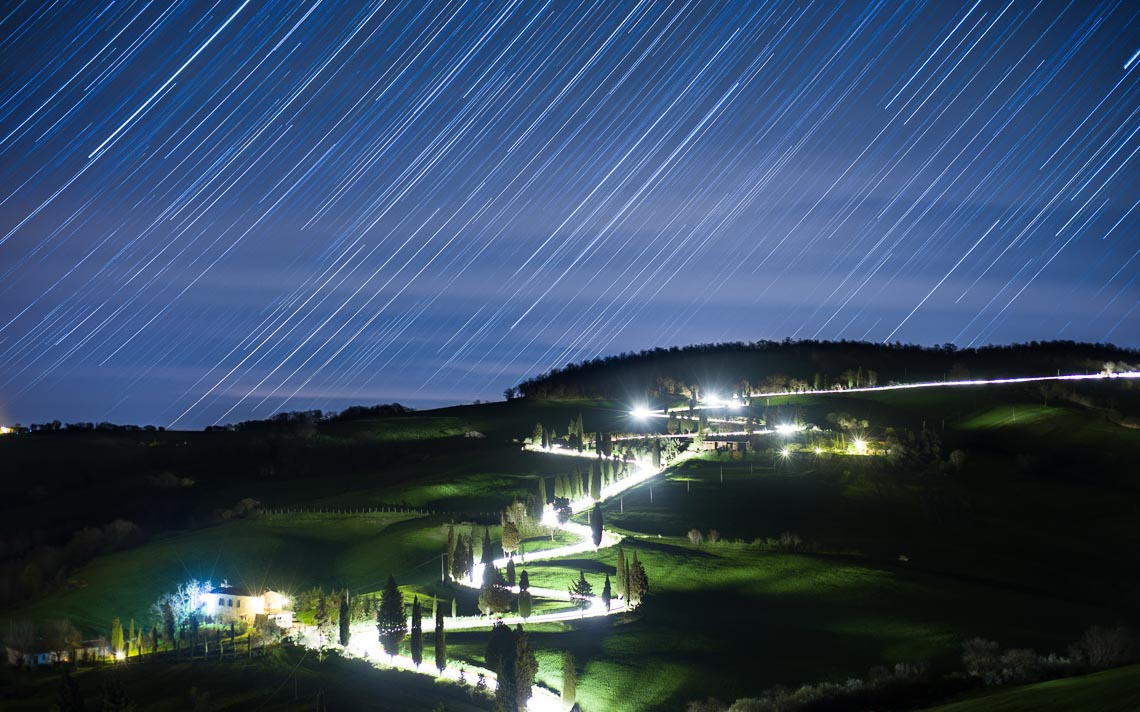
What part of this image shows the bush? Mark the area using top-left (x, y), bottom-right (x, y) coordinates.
top-left (687, 529), bottom-right (704, 545)
top-left (961, 637), bottom-right (1000, 678)
top-left (778, 532), bottom-right (802, 551)
top-left (1070, 624), bottom-right (1135, 669)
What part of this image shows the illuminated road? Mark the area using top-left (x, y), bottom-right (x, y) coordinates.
top-left (300, 446), bottom-right (667, 709)
top-left (662, 370), bottom-right (1140, 413)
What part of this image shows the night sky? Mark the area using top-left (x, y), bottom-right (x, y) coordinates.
top-left (0, 1), bottom-right (1136, 428)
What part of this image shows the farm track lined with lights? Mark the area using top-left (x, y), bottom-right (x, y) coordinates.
top-left (305, 445), bottom-right (666, 711)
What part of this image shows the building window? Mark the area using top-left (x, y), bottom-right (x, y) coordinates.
top-left (236, 599), bottom-right (241, 608)
top-left (227, 599), bottom-right (232, 607)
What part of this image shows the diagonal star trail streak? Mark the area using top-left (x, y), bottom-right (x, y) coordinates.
top-left (0, 1), bottom-right (1135, 427)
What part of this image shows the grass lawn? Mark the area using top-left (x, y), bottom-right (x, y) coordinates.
top-left (0, 644), bottom-right (491, 711)
top-left (4, 513), bottom-right (450, 635)
top-left (918, 664), bottom-right (1140, 712)
top-left (511, 537), bottom-right (1114, 711)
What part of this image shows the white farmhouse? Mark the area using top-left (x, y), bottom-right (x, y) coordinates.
top-left (202, 586), bottom-right (293, 627)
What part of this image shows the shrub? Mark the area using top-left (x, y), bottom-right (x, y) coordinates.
top-left (778, 532), bottom-right (802, 551)
top-left (961, 638), bottom-right (1000, 678)
top-left (687, 528), bottom-right (704, 545)
top-left (1070, 624), bottom-right (1135, 669)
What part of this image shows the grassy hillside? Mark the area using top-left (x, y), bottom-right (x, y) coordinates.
top-left (4, 371), bottom-right (1138, 711)
top-left (1, 644), bottom-right (490, 712)
top-left (919, 664), bottom-right (1140, 712)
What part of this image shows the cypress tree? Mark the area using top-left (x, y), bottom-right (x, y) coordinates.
top-left (538, 476), bottom-right (548, 505)
top-left (506, 558), bottom-right (516, 588)
top-left (111, 617), bottom-right (123, 656)
top-left (127, 618), bottom-right (135, 657)
top-left (481, 528), bottom-right (494, 567)
top-left (452, 598), bottom-right (457, 618)
top-left (591, 505), bottom-right (603, 547)
top-left (410, 596), bottom-right (423, 668)
top-left (519, 570), bottom-right (530, 591)
top-left (486, 622), bottom-right (516, 707)
top-left (315, 590), bottom-right (331, 643)
top-left (377, 576), bottom-right (405, 657)
top-left (446, 525), bottom-right (456, 578)
top-left (561, 651), bottom-right (577, 708)
top-left (339, 591), bottom-right (350, 647)
top-left (514, 625), bottom-right (538, 710)
top-left (434, 603), bottom-right (446, 672)
top-left (590, 461), bottom-right (601, 500)
top-left (615, 548), bottom-right (627, 600)
top-left (602, 574), bottom-right (612, 611)
top-left (630, 551), bottom-right (648, 605)
top-left (151, 626), bottom-right (158, 656)
top-left (518, 590), bottom-right (532, 619)
top-left (450, 535), bottom-right (467, 580)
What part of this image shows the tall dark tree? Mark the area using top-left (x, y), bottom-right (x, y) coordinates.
top-left (315, 590), bottom-right (331, 644)
top-left (568, 572), bottom-right (593, 610)
top-left (518, 590), bottom-right (532, 619)
top-left (377, 575), bottom-right (406, 657)
top-left (513, 625), bottom-right (538, 711)
top-left (538, 476), bottom-right (548, 505)
top-left (561, 651), bottom-right (577, 709)
top-left (518, 570), bottom-right (530, 592)
top-left (501, 521), bottom-right (521, 557)
top-left (479, 566), bottom-right (512, 615)
top-left (481, 528), bottom-right (495, 567)
top-left (151, 625), bottom-right (158, 655)
top-left (446, 525), bottom-right (456, 578)
top-left (410, 596), bottom-right (423, 668)
top-left (602, 574), bottom-right (612, 611)
top-left (591, 506), bottom-right (603, 547)
top-left (434, 603), bottom-right (447, 672)
top-left (338, 591), bottom-right (350, 647)
top-left (506, 558), bottom-right (516, 588)
top-left (111, 617), bottom-right (123, 655)
top-left (630, 551), bottom-right (649, 605)
top-left (451, 535), bottom-right (468, 580)
top-left (486, 622), bottom-right (517, 710)
top-left (590, 461), bottom-right (601, 500)
top-left (615, 548), bottom-right (627, 600)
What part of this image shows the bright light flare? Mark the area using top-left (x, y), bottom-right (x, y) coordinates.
top-left (775, 423), bottom-right (801, 435)
top-left (780, 447), bottom-right (790, 458)
top-left (853, 438), bottom-right (867, 454)
top-left (115, 650), bottom-right (125, 661)
top-left (630, 406), bottom-right (653, 420)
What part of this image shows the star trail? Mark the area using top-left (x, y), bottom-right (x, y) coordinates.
top-left (0, 1), bottom-right (1136, 427)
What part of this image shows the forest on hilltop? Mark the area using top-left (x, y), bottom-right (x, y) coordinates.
top-left (514, 340), bottom-right (1140, 401)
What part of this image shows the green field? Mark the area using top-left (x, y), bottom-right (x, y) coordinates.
top-left (4, 379), bottom-right (1139, 710)
top-left (1, 644), bottom-right (492, 711)
top-left (919, 664), bottom-right (1140, 712)
top-left (6, 513), bottom-right (446, 632)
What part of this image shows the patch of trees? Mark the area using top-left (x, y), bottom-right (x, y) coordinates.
top-left (0, 519), bottom-right (143, 608)
top-left (19, 421), bottom-right (166, 433)
top-left (692, 623), bottom-right (1138, 712)
top-left (485, 622), bottom-right (538, 712)
top-left (1, 618), bottom-right (82, 665)
top-left (515, 339), bottom-right (1136, 400)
